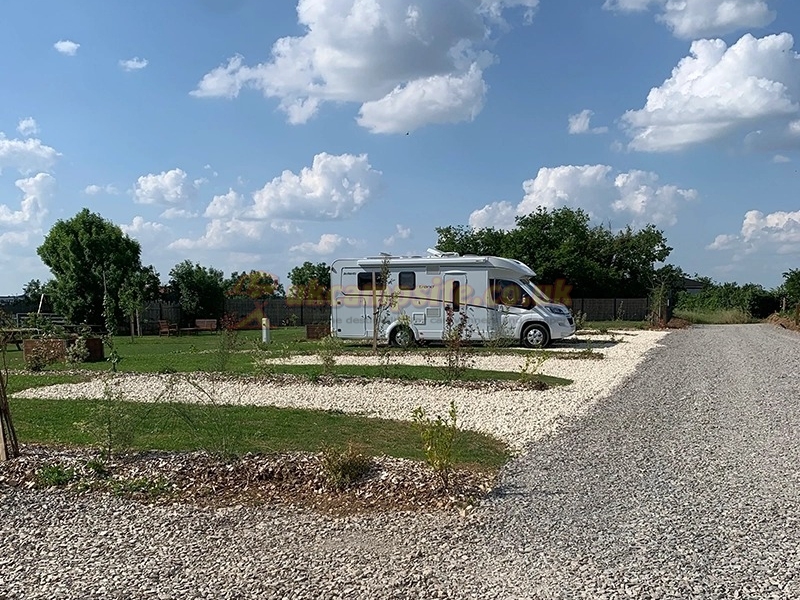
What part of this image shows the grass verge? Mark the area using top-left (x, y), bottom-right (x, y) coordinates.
top-left (673, 309), bottom-right (753, 324)
top-left (9, 397), bottom-right (510, 469)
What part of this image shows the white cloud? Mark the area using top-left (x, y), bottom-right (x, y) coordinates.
top-left (251, 152), bottom-right (382, 220)
top-left (160, 208), bottom-right (198, 219)
top-left (169, 218), bottom-right (270, 251)
top-left (290, 233), bottom-right (357, 255)
top-left (567, 109), bottom-right (608, 135)
top-left (17, 118), bottom-right (39, 137)
top-left (0, 173), bottom-right (55, 227)
top-left (84, 184), bottom-right (118, 195)
top-left (622, 33), bottom-right (800, 152)
top-left (469, 164), bottom-right (697, 229)
top-left (479, 0), bottom-right (538, 24)
top-left (119, 57), bottom-right (148, 71)
top-left (120, 216), bottom-right (168, 241)
top-left (773, 154), bottom-right (791, 163)
top-left (603, 0), bottom-right (775, 39)
top-left (469, 200), bottom-right (517, 230)
top-left (204, 189), bottom-right (245, 219)
top-left (54, 40), bottom-right (80, 56)
top-left (383, 224), bottom-right (411, 245)
top-left (708, 209), bottom-right (800, 255)
top-left (191, 0), bottom-right (534, 132)
top-left (133, 168), bottom-right (196, 206)
top-left (0, 133), bottom-right (60, 175)
top-left (357, 63), bottom-right (487, 134)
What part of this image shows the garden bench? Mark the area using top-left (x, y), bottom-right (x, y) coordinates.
top-left (158, 320), bottom-right (178, 337)
top-left (195, 319), bottom-right (218, 332)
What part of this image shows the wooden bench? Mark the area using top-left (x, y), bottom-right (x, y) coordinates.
top-left (195, 319), bottom-right (218, 333)
top-left (158, 320), bottom-right (178, 337)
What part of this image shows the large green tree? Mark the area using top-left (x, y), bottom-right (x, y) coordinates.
top-left (167, 261), bottom-right (225, 324)
top-left (436, 207), bottom-right (673, 297)
top-left (782, 269), bottom-right (800, 307)
top-left (37, 209), bottom-right (144, 325)
top-left (225, 270), bottom-right (285, 299)
top-left (288, 261), bottom-right (331, 303)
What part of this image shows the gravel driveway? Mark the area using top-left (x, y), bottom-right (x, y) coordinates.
top-left (2, 324), bottom-right (799, 598)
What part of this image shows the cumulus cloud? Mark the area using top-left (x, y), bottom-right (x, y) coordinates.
top-left (773, 154), bottom-right (791, 163)
top-left (204, 189), bottom-right (245, 219)
top-left (603, 0), bottom-right (775, 38)
top-left (567, 109), bottom-right (608, 135)
top-left (17, 118), bottom-right (39, 137)
top-left (0, 173), bottom-right (55, 227)
top-left (0, 133), bottom-right (60, 175)
top-left (469, 164), bottom-right (697, 230)
top-left (708, 209), bottom-right (800, 255)
top-left (133, 168), bottom-right (196, 206)
top-left (119, 57), bottom-right (149, 71)
top-left (54, 40), bottom-right (80, 55)
top-left (191, 0), bottom-right (535, 132)
top-left (469, 201), bottom-right (517, 230)
top-left (251, 152), bottom-right (382, 220)
top-left (84, 184), bottom-right (118, 195)
top-left (622, 33), bottom-right (800, 152)
top-left (170, 218), bottom-right (271, 251)
top-left (383, 224), bottom-right (411, 245)
top-left (290, 233), bottom-right (358, 255)
top-left (120, 216), bottom-right (168, 241)
top-left (357, 63), bottom-right (487, 133)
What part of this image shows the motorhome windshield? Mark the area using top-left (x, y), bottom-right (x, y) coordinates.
top-left (520, 277), bottom-right (552, 303)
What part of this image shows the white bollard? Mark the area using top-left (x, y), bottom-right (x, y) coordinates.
top-left (262, 317), bottom-right (271, 344)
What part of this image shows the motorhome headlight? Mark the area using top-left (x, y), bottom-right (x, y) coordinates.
top-left (545, 305), bottom-right (569, 316)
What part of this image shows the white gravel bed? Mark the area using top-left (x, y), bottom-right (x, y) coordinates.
top-left (13, 330), bottom-right (668, 450)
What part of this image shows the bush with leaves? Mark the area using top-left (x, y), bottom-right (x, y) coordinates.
top-left (75, 380), bottom-right (135, 459)
top-left (412, 400), bottom-right (458, 489)
top-left (442, 308), bottom-right (475, 380)
top-left (317, 334), bottom-right (344, 375)
top-left (319, 443), bottom-right (373, 490)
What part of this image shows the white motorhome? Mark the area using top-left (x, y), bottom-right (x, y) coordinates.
top-left (330, 250), bottom-right (575, 348)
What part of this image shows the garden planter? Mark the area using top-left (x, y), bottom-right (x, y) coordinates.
top-left (305, 324), bottom-right (331, 339)
top-left (23, 337), bottom-right (105, 364)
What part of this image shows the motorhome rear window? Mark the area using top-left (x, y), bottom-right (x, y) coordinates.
top-left (398, 271), bottom-right (415, 290)
top-left (357, 272), bottom-right (386, 291)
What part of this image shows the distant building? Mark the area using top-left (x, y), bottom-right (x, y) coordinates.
top-left (680, 277), bottom-right (704, 295)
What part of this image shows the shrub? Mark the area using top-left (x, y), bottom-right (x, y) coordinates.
top-left (319, 443), bottom-right (373, 490)
top-left (442, 308), bottom-right (474, 380)
top-left (35, 464), bottom-right (75, 487)
top-left (412, 400), bottom-right (458, 489)
top-left (519, 351), bottom-right (549, 385)
top-left (66, 336), bottom-right (90, 364)
top-left (317, 335), bottom-right (344, 375)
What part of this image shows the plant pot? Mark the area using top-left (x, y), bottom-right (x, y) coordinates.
top-left (23, 338), bottom-right (68, 364)
top-left (305, 324), bottom-right (331, 339)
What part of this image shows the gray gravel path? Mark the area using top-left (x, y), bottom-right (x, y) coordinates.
top-left (3, 324), bottom-right (799, 599)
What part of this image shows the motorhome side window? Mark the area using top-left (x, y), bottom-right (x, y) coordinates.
top-left (357, 272), bottom-right (386, 291)
top-left (398, 271), bottom-right (415, 290)
top-left (491, 279), bottom-right (534, 309)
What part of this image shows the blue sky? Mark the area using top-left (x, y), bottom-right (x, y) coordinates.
top-left (1, 0), bottom-right (799, 295)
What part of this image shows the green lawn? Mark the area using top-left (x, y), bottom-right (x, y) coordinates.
top-left (9, 397), bottom-right (510, 469)
top-left (2, 326), bottom-right (582, 470)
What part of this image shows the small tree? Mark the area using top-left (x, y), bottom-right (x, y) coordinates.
top-left (288, 261), bottom-right (331, 305)
top-left (119, 266), bottom-right (161, 340)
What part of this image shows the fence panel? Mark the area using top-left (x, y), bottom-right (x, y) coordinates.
top-left (569, 297), bottom-right (649, 321)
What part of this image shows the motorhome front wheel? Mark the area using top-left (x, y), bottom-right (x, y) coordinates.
top-left (390, 325), bottom-right (415, 348)
top-left (522, 323), bottom-right (550, 348)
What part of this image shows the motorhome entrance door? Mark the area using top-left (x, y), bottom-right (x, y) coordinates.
top-left (442, 272), bottom-right (468, 336)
